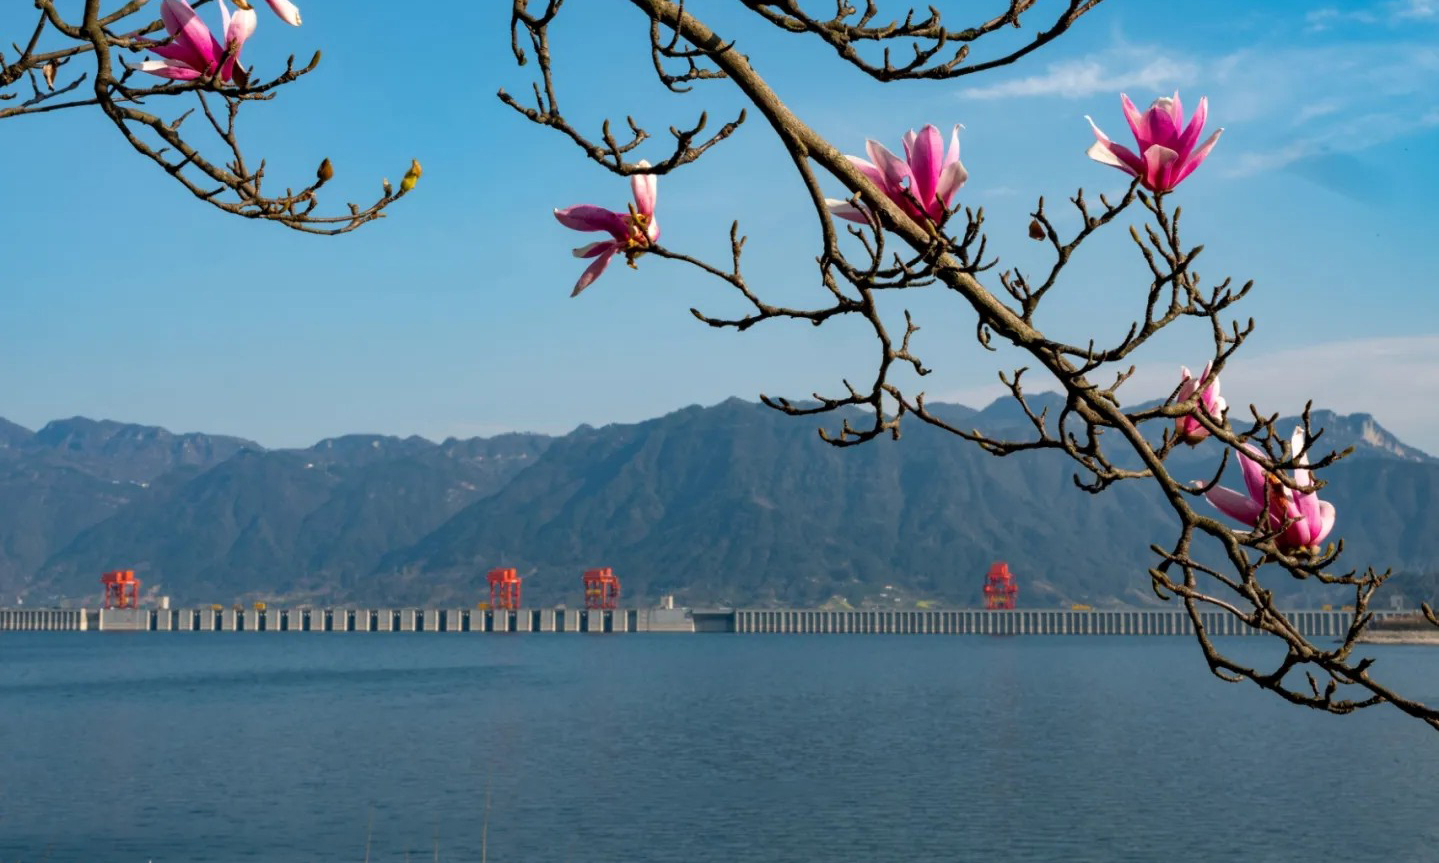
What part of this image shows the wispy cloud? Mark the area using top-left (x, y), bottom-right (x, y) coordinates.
top-left (961, 51), bottom-right (1197, 100)
top-left (1225, 109), bottom-right (1439, 180)
top-left (960, 26), bottom-right (1439, 184)
top-left (1398, 0), bottom-right (1439, 18)
top-left (1307, 0), bottom-right (1438, 30)
top-left (1304, 7), bottom-right (1379, 31)
top-left (1217, 46), bottom-right (1439, 180)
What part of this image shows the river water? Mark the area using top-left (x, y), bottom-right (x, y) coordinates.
top-left (2, 632), bottom-right (1436, 862)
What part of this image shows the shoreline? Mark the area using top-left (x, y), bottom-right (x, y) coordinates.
top-left (1355, 629), bottom-right (1439, 645)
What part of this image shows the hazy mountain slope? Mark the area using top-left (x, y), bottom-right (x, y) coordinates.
top-left (26, 433), bottom-right (549, 605)
top-left (4, 401), bottom-right (1433, 609)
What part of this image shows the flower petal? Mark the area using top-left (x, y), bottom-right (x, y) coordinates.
top-left (1175, 95), bottom-right (1208, 162)
top-left (1198, 362), bottom-right (1224, 417)
top-left (864, 140), bottom-right (911, 195)
top-left (934, 159), bottom-right (968, 217)
top-left (158, 0), bottom-right (185, 35)
top-left (166, 0), bottom-right (222, 72)
top-left (554, 205), bottom-right (629, 239)
top-left (1176, 417), bottom-right (1208, 444)
top-left (846, 155), bottom-right (891, 193)
top-left (1202, 372), bottom-right (1222, 405)
top-left (1288, 427), bottom-right (1325, 530)
top-left (131, 58), bottom-right (203, 79)
top-left (265, 0), bottom-right (302, 26)
top-left (933, 124), bottom-right (968, 214)
top-left (825, 198), bottom-right (872, 225)
top-left (1205, 484), bottom-right (1265, 526)
top-left (219, 2), bottom-right (256, 82)
top-left (155, 0), bottom-right (217, 72)
top-left (146, 41), bottom-right (203, 65)
top-left (1086, 141), bottom-right (1141, 177)
top-left (1313, 500), bottom-right (1337, 545)
top-left (1173, 128), bottom-right (1223, 186)
top-left (571, 248), bottom-right (616, 297)
top-left (907, 124), bottom-right (945, 216)
top-left (1120, 93), bottom-right (1149, 149)
top-left (1290, 427), bottom-right (1312, 489)
top-left (1142, 144), bottom-right (1180, 191)
top-left (1175, 365), bottom-right (1198, 402)
top-left (1145, 97), bottom-right (1181, 148)
top-left (943, 124), bottom-right (963, 173)
top-left (573, 240), bottom-right (616, 259)
top-left (1238, 445), bottom-right (1268, 504)
top-left (1085, 117), bottom-right (1143, 175)
top-left (630, 159), bottom-right (657, 218)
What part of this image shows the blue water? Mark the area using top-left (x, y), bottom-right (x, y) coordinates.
top-left (2, 633), bottom-right (1437, 862)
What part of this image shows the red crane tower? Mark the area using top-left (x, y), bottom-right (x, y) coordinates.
top-left (487, 567), bottom-right (522, 610)
top-left (582, 567), bottom-right (621, 609)
top-left (101, 569), bottom-right (141, 609)
top-left (983, 562), bottom-right (1018, 610)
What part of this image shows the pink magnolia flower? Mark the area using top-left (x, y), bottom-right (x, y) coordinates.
top-left (133, 0), bottom-right (255, 82)
top-left (1086, 92), bottom-right (1222, 192)
top-left (826, 124), bottom-right (968, 226)
top-left (262, 0), bottom-right (302, 26)
top-left (1203, 428), bottom-right (1337, 553)
top-left (1174, 361), bottom-right (1227, 445)
top-left (553, 162), bottom-right (659, 297)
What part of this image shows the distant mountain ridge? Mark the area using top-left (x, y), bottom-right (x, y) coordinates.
top-left (1312, 411), bottom-right (1432, 462)
top-left (2, 416), bottom-right (260, 482)
top-left (2, 398), bottom-right (1434, 610)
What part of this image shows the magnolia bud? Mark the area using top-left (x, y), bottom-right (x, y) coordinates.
top-left (317, 158), bottom-right (333, 183)
top-left (42, 60), bottom-right (57, 89)
top-left (400, 159), bottom-right (422, 193)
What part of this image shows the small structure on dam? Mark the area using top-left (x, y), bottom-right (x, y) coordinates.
top-left (982, 562), bottom-right (1018, 610)
top-left (488, 567), bottom-right (523, 610)
top-left (582, 568), bottom-right (621, 610)
top-left (100, 570), bottom-right (141, 609)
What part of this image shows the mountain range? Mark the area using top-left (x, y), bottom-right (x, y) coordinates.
top-left (2, 399), bottom-right (1435, 610)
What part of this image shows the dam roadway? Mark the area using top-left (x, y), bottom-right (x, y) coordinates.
top-left (0, 606), bottom-right (1402, 637)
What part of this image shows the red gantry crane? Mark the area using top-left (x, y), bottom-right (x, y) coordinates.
top-left (487, 567), bottom-right (523, 610)
top-left (100, 569), bottom-right (141, 609)
top-left (582, 567), bottom-right (621, 609)
top-left (983, 561), bottom-right (1018, 610)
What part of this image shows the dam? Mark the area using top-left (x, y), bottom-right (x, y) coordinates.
top-left (0, 606), bottom-right (1405, 637)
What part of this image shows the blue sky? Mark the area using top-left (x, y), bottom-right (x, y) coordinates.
top-left (3, 0), bottom-right (1437, 450)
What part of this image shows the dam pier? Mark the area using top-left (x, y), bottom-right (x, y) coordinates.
top-left (0, 606), bottom-right (1400, 637)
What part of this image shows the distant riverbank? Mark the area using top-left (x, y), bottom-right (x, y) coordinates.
top-left (1357, 629), bottom-right (1439, 645)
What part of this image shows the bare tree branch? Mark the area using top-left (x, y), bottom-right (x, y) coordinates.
top-left (3, 0), bottom-right (414, 233)
top-left (508, 0), bottom-right (1438, 727)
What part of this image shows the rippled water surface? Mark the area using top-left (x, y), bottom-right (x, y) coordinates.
top-left (2, 632), bottom-right (1437, 862)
